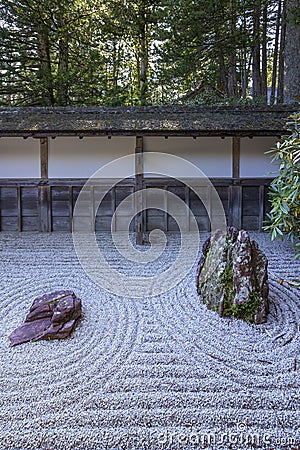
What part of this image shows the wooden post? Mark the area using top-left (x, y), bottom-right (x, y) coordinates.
top-left (164, 185), bottom-right (168, 231)
top-left (206, 185), bottom-right (212, 232)
top-left (17, 186), bottom-right (22, 232)
top-left (69, 186), bottom-right (73, 232)
top-left (91, 186), bottom-right (95, 232)
top-left (40, 137), bottom-right (49, 180)
top-left (135, 136), bottom-right (144, 245)
top-left (258, 184), bottom-right (265, 231)
top-left (229, 137), bottom-right (242, 229)
top-left (232, 136), bottom-right (240, 179)
top-left (38, 137), bottom-right (51, 232)
top-left (112, 186), bottom-right (116, 232)
top-left (229, 183), bottom-right (242, 229)
top-left (185, 186), bottom-right (190, 231)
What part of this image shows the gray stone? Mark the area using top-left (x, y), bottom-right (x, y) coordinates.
top-left (9, 290), bottom-right (82, 346)
top-left (196, 227), bottom-right (269, 324)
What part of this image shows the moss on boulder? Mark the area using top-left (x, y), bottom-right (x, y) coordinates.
top-left (196, 227), bottom-right (269, 324)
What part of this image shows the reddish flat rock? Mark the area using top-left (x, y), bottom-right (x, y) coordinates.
top-left (9, 290), bottom-right (82, 347)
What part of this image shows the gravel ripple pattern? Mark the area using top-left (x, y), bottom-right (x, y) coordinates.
top-left (0, 232), bottom-right (299, 450)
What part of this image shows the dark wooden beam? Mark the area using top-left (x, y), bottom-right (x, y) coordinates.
top-left (17, 186), bottom-right (22, 231)
top-left (232, 137), bottom-right (241, 178)
top-left (230, 138), bottom-right (242, 230)
top-left (229, 182), bottom-right (242, 230)
top-left (40, 137), bottom-right (49, 180)
top-left (38, 185), bottom-right (51, 232)
top-left (185, 186), bottom-right (190, 231)
top-left (258, 185), bottom-right (265, 231)
top-left (135, 136), bottom-right (144, 245)
top-left (69, 186), bottom-right (73, 232)
top-left (39, 137), bottom-right (51, 231)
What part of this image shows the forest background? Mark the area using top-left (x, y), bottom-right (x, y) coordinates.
top-left (0, 0), bottom-right (299, 107)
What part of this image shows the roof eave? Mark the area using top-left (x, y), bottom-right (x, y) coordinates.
top-left (0, 128), bottom-right (287, 138)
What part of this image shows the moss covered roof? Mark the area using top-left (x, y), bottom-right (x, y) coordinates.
top-left (0, 105), bottom-right (295, 137)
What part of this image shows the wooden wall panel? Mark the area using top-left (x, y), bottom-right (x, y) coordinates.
top-left (0, 187), bottom-right (18, 215)
top-left (22, 216), bottom-right (39, 232)
top-left (168, 215), bottom-right (180, 232)
top-left (52, 216), bottom-right (71, 232)
top-left (95, 188), bottom-right (113, 231)
top-left (242, 186), bottom-right (260, 215)
top-left (95, 215), bottom-right (112, 231)
top-left (0, 178), bottom-right (272, 233)
top-left (242, 186), bottom-right (260, 230)
top-left (189, 191), bottom-right (208, 216)
top-left (1, 216), bottom-right (19, 231)
top-left (51, 186), bottom-right (71, 231)
top-left (20, 188), bottom-right (39, 231)
top-left (242, 216), bottom-right (259, 230)
top-left (195, 216), bottom-right (210, 231)
top-left (214, 186), bottom-right (229, 216)
top-left (0, 187), bottom-right (18, 231)
top-left (21, 188), bottom-right (38, 216)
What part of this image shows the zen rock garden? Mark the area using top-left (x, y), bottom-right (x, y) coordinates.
top-left (197, 227), bottom-right (269, 324)
top-left (8, 228), bottom-right (270, 348)
top-left (8, 227), bottom-right (270, 349)
top-left (9, 290), bottom-right (82, 346)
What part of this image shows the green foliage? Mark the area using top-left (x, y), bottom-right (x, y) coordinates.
top-left (264, 112), bottom-right (300, 262)
top-left (0, 0), bottom-right (286, 106)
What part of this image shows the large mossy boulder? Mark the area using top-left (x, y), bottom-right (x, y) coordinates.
top-left (196, 227), bottom-right (269, 324)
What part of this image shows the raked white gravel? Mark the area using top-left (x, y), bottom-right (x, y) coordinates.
top-left (0, 232), bottom-right (299, 450)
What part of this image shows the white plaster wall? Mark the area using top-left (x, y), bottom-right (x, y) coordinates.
top-left (143, 137), bottom-right (232, 177)
top-left (240, 137), bottom-right (277, 177)
top-left (0, 135), bottom-right (278, 180)
top-left (48, 137), bottom-right (135, 178)
top-left (0, 138), bottom-right (40, 178)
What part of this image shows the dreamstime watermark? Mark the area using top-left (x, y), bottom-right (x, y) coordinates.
top-left (155, 426), bottom-right (297, 448)
top-left (72, 152), bottom-right (227, 298)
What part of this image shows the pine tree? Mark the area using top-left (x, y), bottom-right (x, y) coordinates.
top-left (284, 0), bottom-right (300, 103)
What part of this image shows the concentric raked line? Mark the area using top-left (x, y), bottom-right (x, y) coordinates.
top-left (0, 233), bottom-right (299, 450)
top-left (1, 259), bottom-right (140, 418)
top-left (72, 152), bottom-right (226, 297)
top-left (147, 258), bottom-right (300, 385)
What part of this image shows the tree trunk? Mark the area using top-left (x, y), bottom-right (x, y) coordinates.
top-left (261, 2), bottom-right (268, 102)
top-left (240, 48), bottom-right (248, 98)
top-left (252, 0), bottom-right (262, 98)
top-left (36, 25), bottom-right (55, 106)
top-left (57, 32), bottom-right (69, 106)
top-left (284, 0), bottom-right (300, 103)
top-left (215, 23), bottom-right (228, 96)
top-left (270, 0), bottom-right (282, 105)
top-left (112, 40), bottom-right (119, 97)
top-left (138, 8), bottom-right (148, 106)
top-left (218, 51), bottom-right (228, 96)
top-left (240, 7), bottom-right (249, 99)
top-left (227, 0), bottom-right (238, 98)
top-left (277, 0), bottom-right (286, 103)
top-left (56, 10), bottom-right (69, 106)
